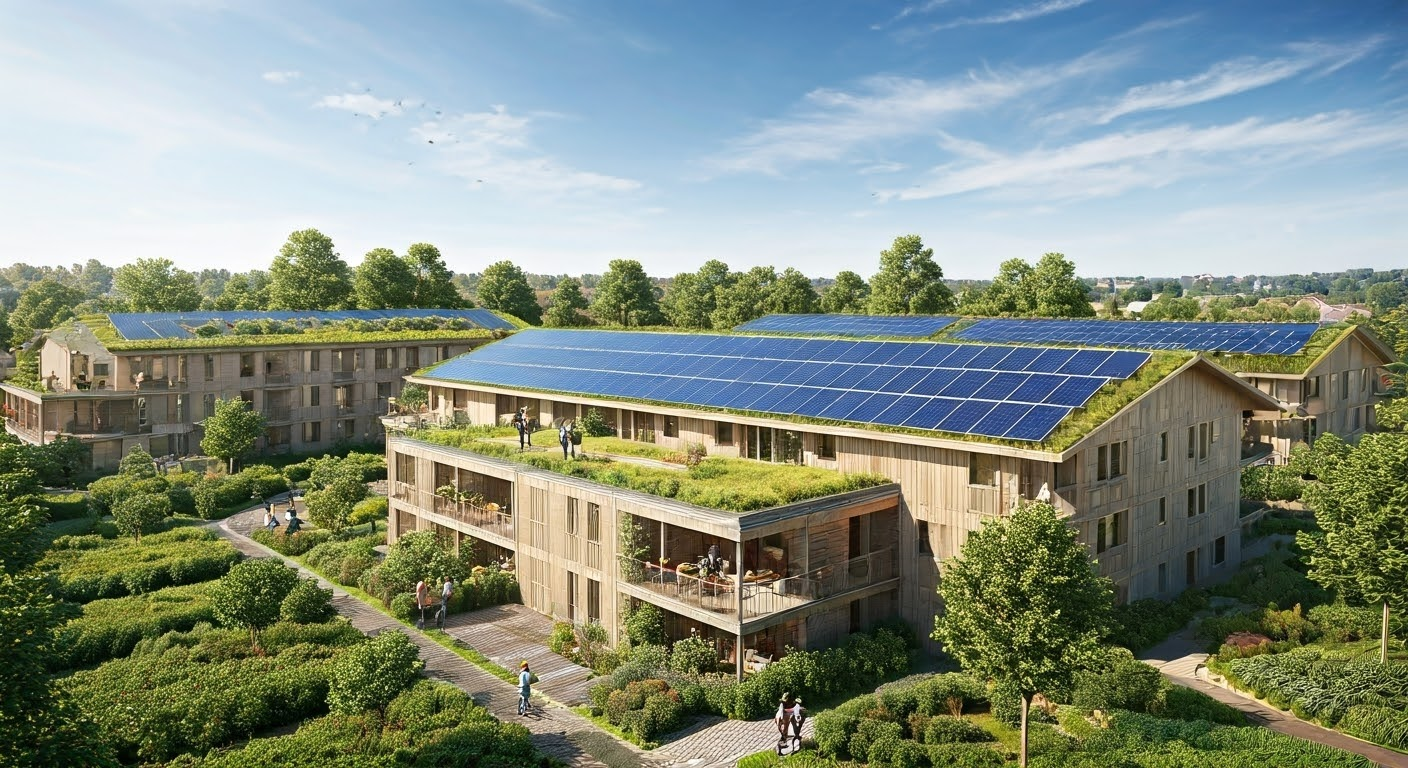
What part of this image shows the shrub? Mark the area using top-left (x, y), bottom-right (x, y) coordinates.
top-left (670, 634), bottom-right (719, 675)
top-left (41, 491), bottom-right (89, 521)
top-left (1339, 704), bottom-right (1408, 750)
top-left (1071, 647), bottom-right (1166, 713)
top-left (550, 621), bottom-right (576, 655)
top-left (1209, 553), bottom-right (1328, 610)
top-left (1309, 602), bottom-right (1383, 643)
top-left (922, 715), bottom-right (994, 744)
top-left (848, 718), bottom-right (904, 763)
top-left (280, 578), bottom-right (334, 624)
top-left (1159, 684), bottom-right (1246, 725)
top-left (250, 527), bottom-right (334, 556)
top-left (112, 491), bottom-right (171, 542)
top-left (729, 627), bottom-right (911, 719)
top-left (43, 527), bottom-right (242, 602)
top-left (390, 592), bottom-right (418, 623)
top-left (915, 673), bottom-right (988, 717)
top-left (327, 630), bottom-right (425, 715)
top-left (926, 743), bottom-right (1005, 767)
top-left (624, 601), bottom-right (667, 647)
top-left (814, 694), bottom-right (874, 758)
top-left (242, 465), bottom-right (289, 499)
top-left (1110, 588), bottom-right (1209, 651)
top-left (637, 691), bottom-right (685, 742)
top-left (348, 496), bottom-right (387, 531)
top-left (49, 582), bottom-right (217, 670)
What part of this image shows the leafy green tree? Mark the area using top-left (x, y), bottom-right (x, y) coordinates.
top-left (280, 578), bottom-right (334, 623)
top-left (544, 277), bottom-right (589, 327)
top-left (662, 260), bottom-right (732, 329)
top-left (268, 229), bottom-right (353, 310)
top-left (75, 259), bottom-right (114, 298)
top-left (8, 278), bottom-right (84, 346)
top-left (1298, 432), bottom-right (1408, 663)
top-left (867, 235), bottom-right (955, 315)
top-left (1124, 284), bottom-right (1154, 302)
top-left (820, 270), bottom-right (869, 314)
top-left (477, 261), bottom-right (542, 325)
top-left (960, 254), bottom-right (1093, 318)
top-left (327, 631), bottom-right (424, 715)
top-left (305, 459), bottom-right (369, 532)
top-left (379, 530), bottom-right (471, 596)
top-left (1365, 282), bottom-right (1407, 314)
top-left (710, 266), bottom-right (775, 329)
top-left (113, 258), bottom-right (202, 312)
top-left (211, 558), bottom-right (299, 650)
top-left (0, 307), bottom-right (11, 348)
top-left (767, 267), bottom-right (818, 314)
top-left (117, 445), bottom-right (157, 479)
top-left (352, 248), bottom-right (415, 309)
top-left (211, 271), bottom-right (271, 310)
top-left (201, 398), bottom-right (267, 473)
top-left (934, 501), bottom-right (1112, 767)
top-left (112, 492), bottom-right (170, 543)
top-left (591, 259), bottom-right (659, 326)
top-left (404, 243), bottom-right (463, 308)
top-left (1029, 253), bottom-right (1095, 318)
top-left (398, 383), bottom-right (428, 411)
top-left (38, 437), bottom-right (87, 487)
top-left (1138, 295), bottom-right (1201, 321)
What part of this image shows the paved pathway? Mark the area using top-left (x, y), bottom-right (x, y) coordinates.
top-left (654, 715), bottom-right (814, 768)
top-left (443, 604), bottom-right (597, 706)
top-left (1140, 625), bottom-right (1408, 768)
top-left (214, 506), bottom-right (662, 768)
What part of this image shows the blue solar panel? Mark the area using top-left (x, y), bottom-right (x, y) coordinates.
top-left (736, 314), bottom-right (958, 338)
top-left (427, 329), bottom-right (1151, 443)
top-left (954, 318), bottom-right (1318, 355)
top-left (104, 308), bottom-right (512, 340)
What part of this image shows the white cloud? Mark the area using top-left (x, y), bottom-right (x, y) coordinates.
top-left (1091, 37), bottom-right (1384, 124)
top-left (316, 92), bottom-right (403, 118)
top-left (888, 111), bottom-right (1408, 203)
top-left (858, 161), bottom-right (908, 175)
top-left (411, 105), bottom-right (640, 196)
top-left (261, 70), bottom-right (300, 84)
top-left (708, 52), bottom-right (1120, 175)
top-left (928, 0), bottom-right (1095, 32)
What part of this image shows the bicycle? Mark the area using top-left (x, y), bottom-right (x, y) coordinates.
top-left (518, 692), bottom-right (534, 716)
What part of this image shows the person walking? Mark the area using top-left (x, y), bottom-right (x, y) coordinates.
top-left (558, 419), bottom-right (576, 459)
top-left (774, 692), bottom-right (793, 747)
top-left (415, 577), bottom-right (430, 630)
top-left (790, 696), bottom-right (806, 745)
top-left (438, 576), bottom-right (453, 629)
top-left (513, 407), bottom-right (532, 449)
top-left (518, 661), bottom-right (536, 715)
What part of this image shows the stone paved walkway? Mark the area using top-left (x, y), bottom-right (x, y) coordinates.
top-left (654, 715), bottom-right (814, 768)
top-left (1140, 625), bottom-right (1408, 768)
top-left (444, 604), bottom-right (597, 706)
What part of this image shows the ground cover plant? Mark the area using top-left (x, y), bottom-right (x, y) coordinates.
top-left (49, 581), bottom-right (217, 670)
top-left (41, 527), bottom-right (242, 602)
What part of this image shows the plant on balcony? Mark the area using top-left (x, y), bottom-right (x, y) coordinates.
top-left (618, 512), bottom-right (649, 583)
top-left (398, 383), bottom-right (428, 412)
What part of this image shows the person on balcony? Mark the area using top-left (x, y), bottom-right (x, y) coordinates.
top-left (705, 543), bottom-right (723, 578)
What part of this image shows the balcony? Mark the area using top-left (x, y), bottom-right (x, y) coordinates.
top-left (618, 548), bottom-right (895, 623)
top-left (264, 405), bottom-right (294, 423)
top-left (332, 370), bottom-right (356, 382)
top-left (393, 482), bottom-right (514, 540)
top-left (265, 373), bottom-right (292, 385)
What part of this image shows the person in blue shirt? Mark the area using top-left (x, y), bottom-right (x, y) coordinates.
top-left (518, 660), bottom-right (534, 715)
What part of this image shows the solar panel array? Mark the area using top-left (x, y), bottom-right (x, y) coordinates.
top-left (427, 329), bottom-right (1150, 442)
top-left (107, 309), bottom-right (513, 340)
top-left (952, 318), bottom-right (1318, 355)
top-left (736, 314), bottom-right (957, 338)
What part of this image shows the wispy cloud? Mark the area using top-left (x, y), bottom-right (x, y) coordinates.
top-left (411, 106), bottom-right (640, 196)
top-left (1089, 37), bottom-right (1384, 124)
top-left (501, 0), bottom-right (567, 23)
top-left (708, 52), bottom-right (1120, 175)
top-left (858, 161), bottom-right (908, 175)
top-left (316, 92), bottom-right (403, 118)
top-left (261, 70), bottom-right (300, 84)
top-left (1110, 13), bottom-right (1201, 40)
top-left (887, 111), bottom-right (1408, 202)
top-left (873, 0), bottom-right (955, 30)
top-left (927, 0), bottom-right (1095, 32)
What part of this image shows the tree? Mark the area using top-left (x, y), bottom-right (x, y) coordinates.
top-left (267, 229), bottom-right (353, 310)
top-left (591, 259), bottom-right (659, 326)
top-left (404, 243), bottom-right (462, 308)
top-left (767, 267), bottom-right (818, 315)
top-left (544, 277), bottom-right (589, 327)
top-left (378, 530), bottom-right (471, 596)
top-left (1029, 253), bottom-right (1096, 318)
top-left (211, 558), bottom-right (299, 650)
top-left (662, 260), bottom-right (732, 329)
top-left (398, 383), bottom-right (428, 411)
top-left (327, 630), bottom-right (424, 715)
top-left (201, 398), bottom-right (267, 472)
top-left (113, 258), bottom-right (202, 312)
top-left (75, 259), bottom-right (114, 298)
top-left (1365, 281), bottom-right (1408, 315)
top-left (1138, 295), bottom-right (1201, 321)
top-left (710, 266), bottom-right (775, 329)
top-left (477, 261), bottom-right (542, 325)
top-left (211, 271), bottom-right (271, 310)
top-left (867, 235), bottom-right (954, 315)
top-left (820, 271), bottom-right (869, 314)
top-left (1298, 432), bottom-right (1408, 663)
top-left (933, 501), bottom-right (1112, 767)
top-left (352, 248), bottom-right (415, 309)
top-left (0, 307), bottom-right (9, 350)
top-left (8, 278), bottom-right (84, 346)
top-left (117, 445), bottom-right (157, 479)
top-left (960, 254), bottom-right (1094, 318)
top-left (1124, 284), bottom-right (1154, 302)
top-left (305, 458), bottom-right (369, 532)
top-left (112, 492), bottom-right (170, 543)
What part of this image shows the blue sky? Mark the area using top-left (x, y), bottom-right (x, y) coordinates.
top-left (1, 0), bottom-right (1405, 281)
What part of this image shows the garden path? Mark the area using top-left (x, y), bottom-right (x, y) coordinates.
top-left (1140, 625), bottom-right (1408, 768)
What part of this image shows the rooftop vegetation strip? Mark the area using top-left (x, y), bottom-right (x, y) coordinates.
top-left (75, 314), bottom-right (500, 351)
top-left (416, 350), bottom-right (1193, 454)
top-left (399, 427), bottom-right (891, 513)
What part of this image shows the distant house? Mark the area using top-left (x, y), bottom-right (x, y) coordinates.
top-left (1301, 295), bottom-right (1370, 323)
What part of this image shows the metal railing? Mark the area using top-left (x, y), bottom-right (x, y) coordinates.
top-left (332, 370), bottom-right (356, 382)
top-left (618, 547), bottom-right (895, 620)
top-left (394, 483), bottom-right (514, 538)
top-left (264, 405), bottom-right (294, 422)
top-left (265, 373), bottom-right (291, 385)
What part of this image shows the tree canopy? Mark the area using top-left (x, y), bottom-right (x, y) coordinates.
top-left (211, 271), bottom-right (271, 311)
top-left (820, 270), bottom-right (870, 314)
top-left (9, 278), bottom-right (84, 346)
top-left (959, 254), bottom-right (1095, 318)
top-left (543, 277), bottom-right (589, 327)
top-left (352, 248), bottom-right (416, 309)
top-left (267, 229), bottom-right (353, 310)
top-left (200, 398), bottom-right (267, 472)
top-left (477, 261), bottom-right (542, 325)
top-left (211, 559), bottom-right (299, 650)
top-left (934, 501), bottom-right (1112, 766)
top-left (113, 258), bottom-right (202, 313)
top-left (404, 243), bottom-right (462, 308)
top-left (591, 259), bottom-right (659, 326)
top-left (867, 235), bottom-right (954, 315)
top-left (662, 260), bottom-right (732, 329)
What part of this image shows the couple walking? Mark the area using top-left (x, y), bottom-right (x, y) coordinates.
top-left (414, 576), bottom-right (453, 630)
top-left (775, 692), bottom-right (806, 748)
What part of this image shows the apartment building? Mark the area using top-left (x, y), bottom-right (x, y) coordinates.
top-left (386, 327), bottom-right (1285, 665)
top-left (1, 309), bottom-right (511, 470)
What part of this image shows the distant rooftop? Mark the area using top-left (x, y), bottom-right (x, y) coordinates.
top-left (949, 318), bottom-right (1318, 355)
top-left (736, 314), bottom-right (957, 338)
top-left (106, 309), bottom-right (514, 340)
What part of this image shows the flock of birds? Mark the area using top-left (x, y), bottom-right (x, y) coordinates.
top-left (343, 86), bottom-right (484, 180)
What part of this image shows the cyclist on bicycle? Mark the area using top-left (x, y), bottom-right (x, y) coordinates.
top-left (518, 660), bottom-right (534, 715)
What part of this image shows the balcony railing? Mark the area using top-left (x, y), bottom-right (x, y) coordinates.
top-left (332, 370), bottom-right (356, 382)
top-left (619, 547), bottom-right (895, 621)
top-left (264, 406), bottom-right (294, 423)
top-left (393, 483), bottom-right (514, 539)
top-left (265, 373), bottom-right (291, 385)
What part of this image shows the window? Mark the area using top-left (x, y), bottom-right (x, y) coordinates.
top-left (567, 572), bottom-right (577, 623)
top-left (374, 348), bottom-right (391, 369)
top-left (1361, 369), bottom-right (1369, 393)
top-left (1096, 441), bottom-right (1126, 481)
top-left (376, 381), bottom-right (394, 399)
top-left (1095, 510), bottom-right (1127, 554)
top-left (1303, 417), bottom-right (1318, 444)
top-left (1352, 406), bottom-right (1362, 431)
top-left (307, 350), bottom-right (321, 372)
top-left (1056, 456), bottom-right (1079, 488)
top-left (440, 345), bottom-right (450, 362)
top-left (1214, 536), bottom-right (1227, 566)
top-left (304, 421), bottom-right (321, 443)
top-left (203, 394), bottom-right (216, 419)
top-left (338, 418), bottom-right (355, 439)
top-left (663, 415), bottom-right (677, 438)
top-left (1186, 483), bottom-right (1207, 517)
top-left (917, 520), bottom-right (932, 555)
top-left (94, 362), bottom-right (110, 377)
top-left (1186, 550), bottom-right (1198, 585)
top-left (1157, 497), bottom-right (1167, 525)
top-left (1341, 371), bottom-right (1350, 400)
top-left (239, 353), bottom-right (254, 378)
top-left (969, 453), bottom-right (998, 486)
top-left (203, 355), bottom-right (215, 381)
top-left (1158, 562), bottom-right (1169, 592)
top-left (586, 502), bottom-right (601, 542)
top-left (306, 385), bottom-right (321, 407)
top-left (1159, 431), bottom-right (1168, 462)
top-left (1187, 426), bottom-right (1196, 459)
top-left (137, 397), bottom-right (148, 425)
top-left (1306, 376), bottom-right (1320, 399)
top-left (1198, 422), bottom-right (1211, 461)
top-left (586, 578), bottom-right (600, 623)
top-left (715, 421), bottom-right (734, 446)
top-left (175, 394), bottom-right (185, 422)
top-left (566, 497), bottom-right (579, 536)
top-left (817, 433), bottom-right (836, 460)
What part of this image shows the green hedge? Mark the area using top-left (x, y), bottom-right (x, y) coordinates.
top-left (42, 527), bottom-right (242, 602)
top-left (49, 582), bottom-right (218, 670)
top-left (1110, 588), bottom-right (1209, 652)
top-left (169, 680), bottom-right (548, 767)
top-left (41, 492), bottom-right (90, 521)
top-left (251, 527), bottom-right (335, 555)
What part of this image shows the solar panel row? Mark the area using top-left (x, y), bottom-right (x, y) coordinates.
top-left (107, 308), bottom-right (513, 340)
top-left (736, 314), bottom-right (957, 338)
top-left (427, 330), bottom-right (1150, 442)
top-left (952, 318), bottom-right (1317, 355)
